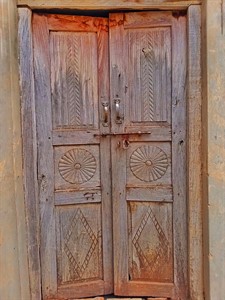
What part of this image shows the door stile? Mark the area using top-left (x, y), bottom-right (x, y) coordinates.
top-left (33, 14), bottom-right (57, 298)
top-left (97, 22), bottom-right (113, 294)
top-left (109, 13), bottom-right (129, 293)
top-left (171, 15), bottom-right (188, 299)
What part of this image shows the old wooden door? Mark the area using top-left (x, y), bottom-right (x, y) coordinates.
top-left (110, 12), bottom-right (187, 300)
top-left (33, 14), bottom-right (113, 300)
top-left (33, 11), bottom-right (187, 300)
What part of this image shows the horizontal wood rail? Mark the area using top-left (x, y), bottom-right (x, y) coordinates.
top-left (17, 0), bottom-right (201, 10)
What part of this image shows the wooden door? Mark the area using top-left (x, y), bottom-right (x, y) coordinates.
top-left (33, 14), bottom-right (112, 299)
top-left (33, 11), bottom-right (188, 300)
top-left (110, 12), bottom-right (188, 299)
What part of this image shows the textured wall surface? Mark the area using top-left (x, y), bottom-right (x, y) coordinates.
top-left (0, 1), bottom-right (30, 299)
top-left (203, 1), bottom-right (225, 299)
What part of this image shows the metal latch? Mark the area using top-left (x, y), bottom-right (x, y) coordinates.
top-left (94, 131), bottom-right (151, 137)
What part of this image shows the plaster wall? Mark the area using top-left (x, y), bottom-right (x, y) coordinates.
top-left (202, 1), bottom-right (225, 299)
top-left (0, 0), bottom-right (30, 299)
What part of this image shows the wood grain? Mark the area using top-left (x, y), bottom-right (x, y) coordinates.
top-left (110, 11), bottom-right (187, 298)
top-left (50, 31), bottom-right (98, 129)
top-left (47, 14), bottom-right (108, 32)
top-left (17, 0), bottom-right (201, 10)
top-left (33, 13), bottom-right (112, 299)
top-left (187, 5), bottom-right (204, 300)
top-left (171, 14), bottom-right (188, 300)
top-left (33, 13), bottom-right (58, 298)
top-left (18, 8), bottom-right (41, 300)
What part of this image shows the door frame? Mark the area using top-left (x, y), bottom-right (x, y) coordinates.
top-left (18, 5), bottom-right (203, 300)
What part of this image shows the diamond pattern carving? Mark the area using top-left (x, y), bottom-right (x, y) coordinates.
top-left (132, 206), bottom-right (171, 276)
top-left (64, 208), bottom-right (98, 281)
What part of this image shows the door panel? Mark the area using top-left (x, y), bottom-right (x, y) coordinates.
top-left (110, 12), bottom-right (187, 299)
top-left (50, 31), bottom-right (99, 129)
top-left (33, 14), bottom-right (112, 299)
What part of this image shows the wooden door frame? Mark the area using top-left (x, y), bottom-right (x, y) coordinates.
top-left (18, 4), bottom-right (203, 300)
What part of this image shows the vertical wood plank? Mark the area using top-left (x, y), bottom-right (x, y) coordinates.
top-left (97, 22), bottom-right (113, 294)
top-left (109, 13), bottom-right (128, 294)
top-left (172, 14), bottom-right (188, 299)
top-left (110, 13), bottom-right (126, 134)
top-left (187, 5), bottom-right (204, 300)
top-left (18, 8), bottom-right (41, 300)
top-left (33, 14), bottom-right (57, 298)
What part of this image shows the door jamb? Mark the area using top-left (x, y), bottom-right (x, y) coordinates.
top-left (18, 5), bottom-right (203, 300)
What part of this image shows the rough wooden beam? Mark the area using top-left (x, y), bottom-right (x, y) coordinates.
top-left (17, 0), bottom-right (201, 10)
top-left (18, 7), bottom-right (42, 300)
top-left (0, 1), bottom-right (30, 300)
top-left (187, 5), bottom-right (203, 300)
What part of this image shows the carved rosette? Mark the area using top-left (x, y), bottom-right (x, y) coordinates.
top-left (58, 148), bottom-right (96, 184)
top-left (130, 145), bottom-right (168, 182)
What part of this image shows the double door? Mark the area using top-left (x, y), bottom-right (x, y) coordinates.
top-left (33, 11), bottom-right (187, 300)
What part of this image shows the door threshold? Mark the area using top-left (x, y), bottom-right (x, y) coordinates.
top-left (71, 297), bottom-right (168, 300)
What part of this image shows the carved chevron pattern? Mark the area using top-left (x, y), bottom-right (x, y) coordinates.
top-left (66, 35), bottom-right (81, 126)
top-left (141, 34), bottom-right (154, 122)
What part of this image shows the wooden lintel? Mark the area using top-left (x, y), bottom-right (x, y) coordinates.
top-left (17, 0), bottom-right (201, 10)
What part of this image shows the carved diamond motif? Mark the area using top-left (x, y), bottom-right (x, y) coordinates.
top-left (64, 208), bottom-right (98, 280)
top-left (132, 206), bottom-right (170, 275)
top-left (58, 148), bottom-right (96, 184)
top-left (130, 145), bottom-right (168, 182)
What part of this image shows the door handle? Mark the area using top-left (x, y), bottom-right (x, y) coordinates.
top-left (102, 102), bottom-right (109, 127)
top-left (114, 98), bottom-right (123, 124)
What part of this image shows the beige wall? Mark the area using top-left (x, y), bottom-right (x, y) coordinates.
top-left (0, 1), bottom-right (225, 299)
top-left (202, 1), bottom-right (225, 299)
top-left (0, 0), bottom-right (30, 299)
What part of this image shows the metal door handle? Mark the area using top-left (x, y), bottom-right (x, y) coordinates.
top-left (114, 98), bottom-right (123, 124)
top-left (102, 102), bottom-right (109, 127)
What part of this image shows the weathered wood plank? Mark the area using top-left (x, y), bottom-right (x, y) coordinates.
top-left (187, 5), bottom-right (204, 300)
top-left (97, 18), bottom-right (114, 294)
top-left (17, 0), bottom-right (201, 10)
top-left (55, 190), bottom-right (101, 205)
top-left (47, 14), bottom-right (108, 32)
top-left (171, 13), bottom-right (188, 299)
top-left (33, 13), bottom-right (58, 297)
top-left (52, 130), bottom-right (100, 145)
top-left (110, 13), bottom-right (128, 294)
top-left (57, 280), bottom-right (105, 299)
top-left (121, 282), bottom-right (174, 298)
top-left (124, 11), bottom-right (172, 28)
top-left (127, 187), bottom-right (173, 202)
top-left (18, 8), bottom-right (41, 300)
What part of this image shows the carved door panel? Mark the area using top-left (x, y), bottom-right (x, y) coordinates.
top-left (33, 14), bottom-right (112, 299)
top-left (110, 12), bottom-right (188, 299)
